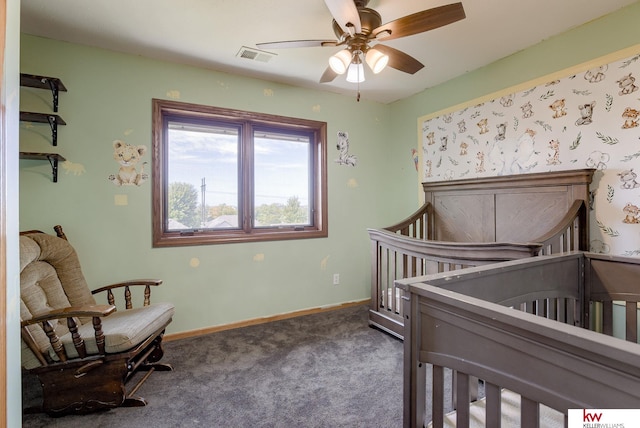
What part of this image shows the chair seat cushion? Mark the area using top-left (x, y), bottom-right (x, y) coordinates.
top-left (56, 302), bottom-right (175, 359)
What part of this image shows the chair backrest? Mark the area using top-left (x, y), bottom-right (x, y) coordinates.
top-left (20, 233), bottom-right (97, 369)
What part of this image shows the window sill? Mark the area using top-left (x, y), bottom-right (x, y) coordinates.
top-left (152, 228), bottom-right (328, 247)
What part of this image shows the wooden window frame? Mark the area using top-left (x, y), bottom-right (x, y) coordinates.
top-left (151, 99), bottom-right (328, 247)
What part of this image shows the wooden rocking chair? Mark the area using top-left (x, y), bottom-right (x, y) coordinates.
top-left (20, 226), bottom-right (175, 416)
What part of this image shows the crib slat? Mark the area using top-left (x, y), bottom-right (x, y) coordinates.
top-left (603, 301), bottom-right (613, 336)
top-left (521, 397), bottom-right (540, 428)
top-left (382, 247), bottom-right (390, 309)
top-left (558, 298), bottom-right (566, 323)
top-left (390, 251), bottom-right (398, 313)
top-left (547, 298), bottom-right (557, 321)
top-left (425, 259), bottom-right (438, 275)
top-left (626, 302), bottom-right (638, 342)
top-left (432, 365), bottom-right (445, 428)
top-left (418, 255), bottom-right (426, 276)
top-left (455, 372), bottom-right (470, 428)
top-left (485, 382), bottom-right (501, 428)
top-left (567, 298), bottom-right (576, 326)
top-left (526, 301), bottom-right (535, 314)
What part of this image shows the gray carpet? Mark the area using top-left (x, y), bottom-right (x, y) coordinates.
top-left (22, 304), bottom-right (404, 428)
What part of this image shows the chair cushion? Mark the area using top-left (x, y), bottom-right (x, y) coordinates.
top-left (25, 233), bottom-right (96, 308)
top-left (57, 302), bottom-right (175, 359)
top-left (20, 234), bottom-right (98, 368)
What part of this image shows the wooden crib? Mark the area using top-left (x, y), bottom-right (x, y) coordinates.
top-left (396, 252), bottom-right (640, 427)
top-left (368, 169), bottom-right (594, 339)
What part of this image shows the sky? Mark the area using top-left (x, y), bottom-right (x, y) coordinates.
top-left (167, 126), bottom-right (310, 209)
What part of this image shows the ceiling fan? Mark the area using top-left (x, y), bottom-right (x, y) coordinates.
top-left (257, 0), bottom-right (465, 94)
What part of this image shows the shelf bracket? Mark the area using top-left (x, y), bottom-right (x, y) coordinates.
top-left (44, 78), bottom-right (61, 112)
top-left (46, 154), bottom-right (60, 183)
top-left (47, 115), bottom-right (59, 146)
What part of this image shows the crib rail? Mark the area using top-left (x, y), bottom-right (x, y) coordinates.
top-left (369, 199), bottom-right (589, 338)
top-left (367, 229), bottom-right (541, 338)
top-left (383, 201), bottom-right (433, 239)
top-left (398, 252), bottom-right (640, 428)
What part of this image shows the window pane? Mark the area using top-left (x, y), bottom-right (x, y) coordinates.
top-left (167, 122), bottom-right (239, 230)
top-left (253, 130), bottom-right (311, 227)
top-left (152, 99), bottom-right (327, 247)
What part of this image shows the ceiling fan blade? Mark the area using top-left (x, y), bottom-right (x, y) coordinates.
top-left (257, 40), bottom-right (338, 49)
top-left (319, 66), bottom-right (339, 83)
top-left (373, 44), bottom-right (424, 75)
top-left (373, 2), bottom-right (465, 42)
top-left (324, 0), bottom-right (362, 34)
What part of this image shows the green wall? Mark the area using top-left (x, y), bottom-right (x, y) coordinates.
top-left (19, 35), bottom-right (399, 335)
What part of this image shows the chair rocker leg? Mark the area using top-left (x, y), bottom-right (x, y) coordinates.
top-left (122, 396), bottom-right (148, 408)
top-left (140, 362), bottom-right (173, 372)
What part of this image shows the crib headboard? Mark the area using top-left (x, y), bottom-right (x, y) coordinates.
top-left (422, 169), bottom-right (595, 243)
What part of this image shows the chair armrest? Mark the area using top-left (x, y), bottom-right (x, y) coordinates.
top-left (91, 279), bottom-right (162, 295)
top-left (92, 279), bottom-right (163, 308)
top-left (22, 304), bottom-right (116, 326)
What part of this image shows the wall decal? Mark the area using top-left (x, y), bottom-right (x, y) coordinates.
top-left (108, 140), bottom-right (149, 186)
top-left (166, 90), bottom-right (181, 99)
top-left (61, 160), bottom-right (86, 176)
top-left (263, 88), bottom-right (274, 96)
top-left (190, 258), bottom-right (200, 268)
top-left (253, 253), bottom-right (265, 262)
top-left (419, 48), bottom-right (640, 256)
top-left (411, 149), bottom-right (419, 171)
top-left (114, 194), bottom-right (128, 206)
top-left (320, 255), bottom-right (330, 270)
top-left (335, 131), bottom-right (358, 166)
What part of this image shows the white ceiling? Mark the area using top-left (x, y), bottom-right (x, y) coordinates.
top-left (20, 0), bottom-right (638, 104)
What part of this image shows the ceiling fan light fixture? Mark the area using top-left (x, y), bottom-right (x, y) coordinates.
top-left (328, 49), bottom-right (352, 74)
top-left (365, 48), bottom-right (389, 74)
top-left (346, 62), bottom-right (365, 83)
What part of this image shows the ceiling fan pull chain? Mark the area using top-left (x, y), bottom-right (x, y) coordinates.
top-left (357, 67), bottom-right (361, 102)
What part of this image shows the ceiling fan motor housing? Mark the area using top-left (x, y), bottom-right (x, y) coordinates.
top-left (332, 7), bottom-right (382, 40)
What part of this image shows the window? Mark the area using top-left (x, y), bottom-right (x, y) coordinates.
top-left (151, 99), bottom-right (328, 247)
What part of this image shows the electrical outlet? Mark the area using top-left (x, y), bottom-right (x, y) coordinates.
top-left (333, 273), bottom-right (340, 285)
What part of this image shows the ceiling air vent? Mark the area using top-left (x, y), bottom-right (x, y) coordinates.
top-left (236, 46), bottom-right (276, 63)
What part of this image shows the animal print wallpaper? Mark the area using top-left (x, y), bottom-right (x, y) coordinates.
top-left (419, 49), bottom-right (640, 257)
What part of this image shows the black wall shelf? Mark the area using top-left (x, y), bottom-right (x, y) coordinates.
top-left (19, 152), bottom-right (66, 183)
top-left (19, 111), bottom-right (66, 146)
top-left (20, 73), bottom-right (67, 112)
